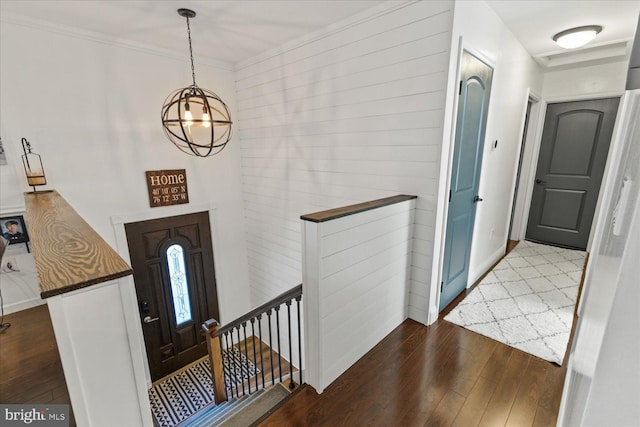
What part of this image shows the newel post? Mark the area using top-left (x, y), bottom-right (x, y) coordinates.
top-left (203, 319), bottom-right (227, 404)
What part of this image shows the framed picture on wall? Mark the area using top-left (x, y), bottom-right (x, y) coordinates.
top-left (0, 215), bottom-right (30, 245)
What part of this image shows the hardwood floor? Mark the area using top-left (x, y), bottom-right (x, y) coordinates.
top-left (260, 318), bottom-right (569, 427)
top-left (0, 304), bottom-right (76, 426)
top-left (261, 240), bottom-right (574, 427)
top-left (238, 335), bottom-right (298, 394)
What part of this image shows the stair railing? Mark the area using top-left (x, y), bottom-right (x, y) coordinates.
top-left (202, 284), bottom-right (303, 404)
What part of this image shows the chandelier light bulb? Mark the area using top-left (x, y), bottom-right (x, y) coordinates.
top-left (183, 107), bottom-right (193, 126)
top-left (202, 107), bottom-right (211, 128)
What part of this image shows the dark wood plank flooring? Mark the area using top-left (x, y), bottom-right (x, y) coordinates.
top-left (261, 240), bottom-right (573, 426)
top-left (260, 318), bottom-right (569, 427)
top-left (0, 304), bottom-right (76, 426)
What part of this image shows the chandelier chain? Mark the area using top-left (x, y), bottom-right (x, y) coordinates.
top-left (162, 8), bottom-right (232, 157)
top-left (185, 15), bottom-right (196, 87)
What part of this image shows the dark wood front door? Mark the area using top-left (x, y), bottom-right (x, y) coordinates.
top-left (125, 211), bottom-right (219, 381)
top-left (526, 97), bottom-right (619, 249)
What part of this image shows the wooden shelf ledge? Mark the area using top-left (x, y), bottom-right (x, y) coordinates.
top-left (24, 190), bottom-right (132, 299)
top-left (300, 194), bottom-right (417, 223)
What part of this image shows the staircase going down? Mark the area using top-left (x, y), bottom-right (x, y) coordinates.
top-left (179, 383), bottom-right (292, 427)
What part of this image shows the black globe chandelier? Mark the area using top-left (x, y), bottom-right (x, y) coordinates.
top-left (161, 8), bottom-right (232, 157)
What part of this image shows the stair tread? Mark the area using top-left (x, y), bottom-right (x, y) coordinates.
top-left (219, 384), bottom-right (291, 427)
top-left (179, 389), bottom-right (266, 427)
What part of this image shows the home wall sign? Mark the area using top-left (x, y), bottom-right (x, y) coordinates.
top-left (146, 169), bottom-right (189, 208)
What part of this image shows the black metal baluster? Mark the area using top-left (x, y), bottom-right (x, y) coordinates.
top-left (236, 326), bottom-right (245, 396)
top-left (201, 286), bottom-right (301, 401)
top-left (286, 300), bottom-right (295, 389)
top-left (267, 308), bottom-right (275, 385)
top-left (242, 321), bottom-right (250, 394)
top-left (230, 329), bottom-right (239, 398)
top-left (275, 305), bottom-right (283, 384)
top-left (257, 313), bottom-right (265, 389)
top-left (296, 295), bottom-right (302, 386)
top-left (250, 318), bottom-right (258, 392)
top-left (219, 335), bottom-right (229, 401)
top-left (223, 332), bottom-right (233, 399)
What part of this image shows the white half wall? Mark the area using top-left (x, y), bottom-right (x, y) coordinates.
top-left (47, 277), bottom-right (152, 427)
top-left (302, 198), bottom-right (415, 393)
top-left (0, 17), bottom-right (251, 323)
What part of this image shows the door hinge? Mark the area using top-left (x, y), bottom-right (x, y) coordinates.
top-left (458, 80), bottom-right (463, 95)
top-left (441, 281), bottom-right (444, 292)
top-left (449, 190), bottom-right (452, 202)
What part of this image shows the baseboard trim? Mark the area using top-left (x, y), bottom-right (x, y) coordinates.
top-left (3, 297), bottom-right (46, 315)
top-left (469, 245), bottom-right (506, 286)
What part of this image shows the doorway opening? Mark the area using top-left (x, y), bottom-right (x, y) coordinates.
top-left (440, 49), bottom-right (494, 312)
top-left (125, 211), bottom-right (220, 381)
top-left (508, 98), bottom-right (533, 240)
top-left (525, 97), bottom-right (620, 249)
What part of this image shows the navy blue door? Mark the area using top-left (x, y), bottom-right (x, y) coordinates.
top-left (440, 51), bottom-right (493, 311)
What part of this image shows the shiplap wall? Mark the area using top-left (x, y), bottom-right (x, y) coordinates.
top-left (302, 198), bottom-right (415, 392)
top-left (236, 0), bottom-right (454, 323)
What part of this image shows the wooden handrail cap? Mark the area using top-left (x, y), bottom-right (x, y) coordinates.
top-left (203, 318), bottom-right (220, 331)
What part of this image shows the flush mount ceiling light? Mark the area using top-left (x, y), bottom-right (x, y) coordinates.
top-left (553, 25), bottom-right (603, 49)
top-left (161, 8), bottom-right (232, 157)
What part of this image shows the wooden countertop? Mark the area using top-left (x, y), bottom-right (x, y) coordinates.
top-left (24, 190), bottom-right (132, 298)
top-left (300, 194), bottom-right (417, 223)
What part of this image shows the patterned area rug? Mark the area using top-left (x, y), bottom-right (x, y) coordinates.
top-left (149, 347), bottom-right (259, 427)
top-left (445, 240), bottom-right (586, 365)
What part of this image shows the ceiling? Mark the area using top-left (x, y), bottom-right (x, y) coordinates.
top-left (486, 1), bottom-right (640, 68)
top-left (0, 0), bottom-right (388, 66)
top-left (1, 0), bottom-right (638, 68)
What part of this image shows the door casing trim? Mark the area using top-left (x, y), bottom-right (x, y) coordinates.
top-left (511, 92), bottom-right (625, 252)
top-left (429, 38), bottom-right (496, 324)
top-left (111, 202), bottom-right (220, 388)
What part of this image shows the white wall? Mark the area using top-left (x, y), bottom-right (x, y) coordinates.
top-left (543, 60), bottom-right (628, 100)
top-left (430, 0), bottom-right (543, 317)
top-left (302, 198), bottom-right (415, 392)
top-left (0, 242), bottom-right (44, 314)
top-left (235, 0), bottom-right (454, 325)
top-left (0, 17), bottom-right (252, 322)
top-left (557, 89), bottom-right (640, 427)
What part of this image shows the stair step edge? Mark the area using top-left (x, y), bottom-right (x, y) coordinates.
top-left (182, 389), bottom-right (266, 426)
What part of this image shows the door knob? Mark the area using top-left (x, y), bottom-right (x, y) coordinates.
top-left (473, 195), bottom-right (483, 203)
top-left (535, 179), bottom-right (547, 184)
top-left (143, 315), bottom-right (159, 324)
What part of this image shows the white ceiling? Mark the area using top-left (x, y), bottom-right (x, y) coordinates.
top-left (1, 0), bottom-right (639, 68)
top-left (0, 0), bottom-right (388, 66)
top-left (486, 1), bottom-right (640, 68)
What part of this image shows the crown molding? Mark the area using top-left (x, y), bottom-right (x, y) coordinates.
top-left (1, 12), bottom-right (235, 72)
top-left (534, 38), bottom-right (632, 70)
